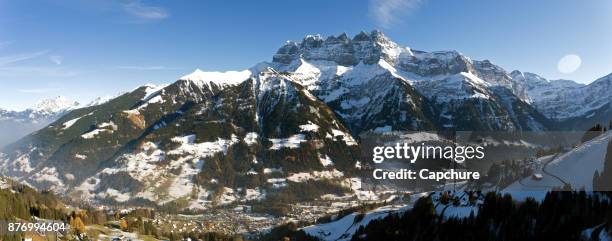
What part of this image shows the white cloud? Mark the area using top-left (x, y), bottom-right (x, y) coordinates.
top-left (49, 55), bottom-right (64, 65)
top-left (368, 0), bottom-right (423, 28)
top-left (122, 0), bottom-right (168, 21)
top-left (0, 51), bottom-right (78, 78)
top-left (0, 50), bottom-right (49, 66)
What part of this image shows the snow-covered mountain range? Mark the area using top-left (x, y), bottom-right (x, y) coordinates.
top-left (0, 96), bottom-right (80, 147)
top-left (0, 30), bottom-right (610, 209)
top-left (269, 31), bottom-right (610, 132)
top-left (0, 96), bottom-right (79, 122)
top-left (511, 71), bottom-right (611, 118)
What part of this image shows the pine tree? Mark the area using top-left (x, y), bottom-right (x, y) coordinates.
top-left (582, 123), bottom-right (604, 143)
top-left (593, 170), bottom-right (600, 190)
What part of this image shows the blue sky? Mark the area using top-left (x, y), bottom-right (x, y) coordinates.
top-left (0, 0), bottom-right (610, 110)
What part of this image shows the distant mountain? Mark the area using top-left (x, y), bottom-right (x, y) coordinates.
top-left (0, 96), bottom-right (79, 147)
top-left (510, 71), bottom-right (612, 129)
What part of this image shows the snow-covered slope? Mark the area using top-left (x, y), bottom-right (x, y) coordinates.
top-left (504, 131), bottom-right (611, 192)
top-left (0, 67), bottom-right (363, 207)
top-left (303, 205), bottom-right (412, 241)
top-left (545, 131), bottom-right (611, 190)
top-left (302, 191), bottom-right (480, 241)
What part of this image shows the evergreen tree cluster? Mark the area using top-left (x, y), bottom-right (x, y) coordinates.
top-left (256, 222), bottom-right (319, 241)
top-left (0, 180), bottom-right (68, 241)
top-left (348, 191), bottom-right (611, 241)
top-left (593, 139), bottom-right (612, 191)
top-left (0, 181), bottom-right (67, 221)
top-left (158, 229), bottom-right (241, 241)
top-left (581, 123), bottom-right (607, 143)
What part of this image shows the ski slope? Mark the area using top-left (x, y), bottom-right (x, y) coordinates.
top-left (504, 131), bottom-right (611, 195)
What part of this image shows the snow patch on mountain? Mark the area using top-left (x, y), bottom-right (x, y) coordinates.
top-left (30, 167), bottom-right (65, 191)
top-left (263, 167), bottom-right (283, 174)
top-left (180, 69), bottom-right (252, 88)
top-left (330, 129), bottom-right (358, 146)
top-left (286, 170), bottom-right (344, 183)
top-left (168, 134), bottom-right (239, 160)
top-left (269, 134), bottom-right (307, 150)
top-left (62, 113), bottom-right (89, 129)
top-left (168, 159), bottom-right (204, 199)
top-left (99, 188), bottom-right (131, 202)
top-left (299, 122), bottom-right (320, 132)
top-left (72, 133), bottom-right (242, 203)
top-left (303, 203), bottom-right (417, 241)
top-left (80, 121), bottom-right (118, 139)
top-left (244, 188), bottom-right (266, 201)
top-left (0, 150), bottom-right (35, 174)
top-left (81, 129), bottom-right (111, 139)
top-left (319, 154), bottom-right (334, 167)
top-left (243, 132), bottom-right (259, 145)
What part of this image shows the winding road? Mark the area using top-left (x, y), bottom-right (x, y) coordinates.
top-left (541, 154), bottom-right (569, 186)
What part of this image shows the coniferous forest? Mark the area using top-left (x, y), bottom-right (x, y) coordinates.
top-left (348, 192), bottom-right (611, 241)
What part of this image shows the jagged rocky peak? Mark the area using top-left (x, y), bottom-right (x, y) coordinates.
top-left (472, 59), bottom-right (509, 78)
top-left (31, 96), bottom-right (79, 114)
top-left (273, 30), bottom-right (405, 66)
top-left (510, 70), bottom-right (583, 90)
top-left (4, 96), bottom-right (82, 121)
top-left (510, 70), bottom-right (548, 85)
top-left (397, 49), bottom-right (474, 76)
top-left (509, 70), bottom-right (523, 78)
top-left (273, 30), bottom-right (484, 80)
top-left (324, 32), bottom-right (350, 44)
top-left (471, 60), bottom-right (510, 82)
